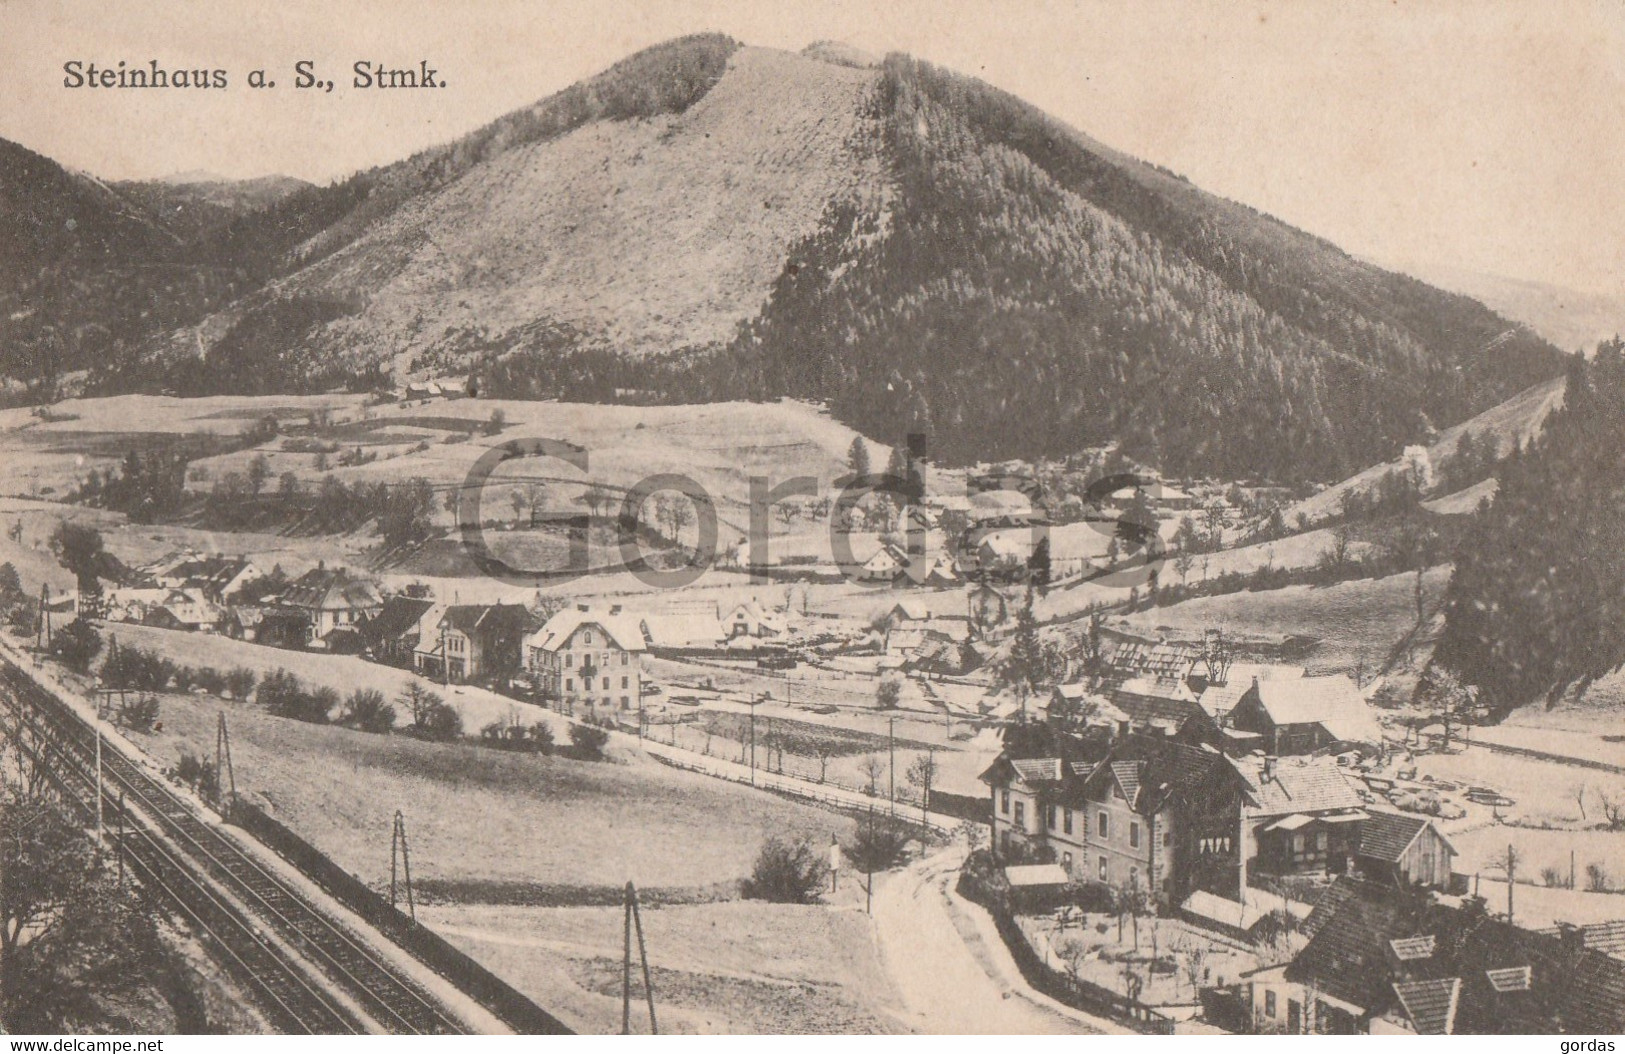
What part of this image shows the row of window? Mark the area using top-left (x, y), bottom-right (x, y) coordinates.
top-left (561, 651), bottom-right (632, 668)
top-left (563, 675), bottom-right (634, 692)
top-left (1056, 849), bottom-right (1140, 889)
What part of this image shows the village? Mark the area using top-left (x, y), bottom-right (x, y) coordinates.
top-left (0, 385), bottom-right (1619, 1035)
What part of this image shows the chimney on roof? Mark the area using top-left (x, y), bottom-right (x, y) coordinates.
top-left (1556, 922), bottom-right (1586, 955)
top-left (610, 604), bottom-right (622, 615)
top-left (577, 603), bottom-right (590, 613)
top-left (1262, 755), bottom-right (1276, 782)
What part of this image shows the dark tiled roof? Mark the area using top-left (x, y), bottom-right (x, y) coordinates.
top-left (1359, 811), bottom-right (1431, 863)
top-left (1288, 878), bottom-right (1425, 1010)
top-left (1071, 734), bottom-right (1231, 813)
top-left (1531, 919), bottom-right (1625, 962)
top-left (1392, 978), bottom-right (1460, 1034)
top-left (279, 568), bottom-right (382, 612)
top-left (1235, 755), bottom-right (1364, 815)
top-left (362, 596), bottom-right (434, 643)
top-left (440, 602), bottom-right (534, 637)
top-left (1113, 691), bottom-right (1208, 729)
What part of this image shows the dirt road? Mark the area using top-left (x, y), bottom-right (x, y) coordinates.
top-left (869, 845), bottom-right (1124, 1034)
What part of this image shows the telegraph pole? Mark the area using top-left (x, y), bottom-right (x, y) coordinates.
top-left (888, 717), bottom-right (896, 816)
top-left (621, 882), bottom-right (658, 1034)
top-left (116, 789), bottom-right (126, 888)
top-left (391, 811), bottom-right (416, 920)
top-left (94, 718), bottom-right (103, 844)
top-left (216, 713), bottom-right (237, 819)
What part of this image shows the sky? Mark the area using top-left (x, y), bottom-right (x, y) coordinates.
top-left (1, 0), bottom-right (1622, 297)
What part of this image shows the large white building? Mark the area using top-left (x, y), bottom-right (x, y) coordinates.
top-left (525, 606), bottom-right (647, 713)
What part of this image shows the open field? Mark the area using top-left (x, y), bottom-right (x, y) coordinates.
top-left (0, 391), bottom-right (936, 589)
top-left (1114, 567), bottom-right (1452, 678)
top-left (1408, 742), bottom-right (1625, 826)
top-left (420, 900), bottom-right (905, 1034)
top-left (1464, 878), bottom-right (1625, 930)
top-left (127, 686), bottom-right (857, 894)
top-left (1450, 825), bottom-right (1625, 892)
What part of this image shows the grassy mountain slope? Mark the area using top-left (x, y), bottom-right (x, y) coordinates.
top-left (243, 45), bottom-right (887, 379)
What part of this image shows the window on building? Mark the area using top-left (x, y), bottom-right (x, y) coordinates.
top-left (1098, 811), bottom-right (1109, 839)
top-left (1014, 801), bottom-right (1025, 828)
top-left (565, 653), bottom-right (573, 667)
top-left (622, 676), bottom-right (629, 689)
top-left (1063, 809), bottom-right (1073, 835)
top-left (1098, 856), bottom-right (1108, 883)
top-left (1130, 822), bottom-right (1140, 849)
top-left (621, 696), bottom-right (630, 709)
top-left (1001, 790), bottom-right (1010, 814)
top-left (1130, 866), bottom-right (1139, 889)
top-left (565, 678), bottom-right (573, 691)
top-left (1061, 852), bottom-right (1072, 872)
top-left (583, 631), bottom-right (593, 645)
top-left (621, 652), bottom-right (629, 665)
top-left (1046, 805), bottom-right (1056, 829)
top-left (1164, 829), bottom-right (1172, 847)
top-left (602, 677), bottom-right (610, 690)
top-left (1265, 990), bottom-right (1277, 1018)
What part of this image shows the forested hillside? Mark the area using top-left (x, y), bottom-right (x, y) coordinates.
top-left (727, 56), bottom-right (1563, 478)
top-left (1434, 339), bottom-right (1625, 710)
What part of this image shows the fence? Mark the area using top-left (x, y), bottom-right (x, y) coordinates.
top-left (956, 857), bottom-right (1175, 1035)
top-left (231, 802), bottom-right (572, 1035)
top-left (643, 748), bottom-right (960, 835)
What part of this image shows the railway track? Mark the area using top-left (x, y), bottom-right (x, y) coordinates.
top-left (0, 656), bottom-right (468, 1035)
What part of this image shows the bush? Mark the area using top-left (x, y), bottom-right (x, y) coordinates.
top-left (224, 667), bottom-right (257, 700)
top-left (1586, 862), bottom-right (1612, 892)
top-left (175, 750), bottom-right (219, 800)
top-left (843, 815), bottom-right (914, 874)
top-left (741, 837), bottom-right (825, 904)
top-left (50, 619), bottom-right (102, 674)
top-left (530, 722), bottom-right (555, 755)
top-left (569, 723), bottom-right (609, 760)
top-left (119, 694), bottom-right (160, 733)
top-left (875, 679), bottom-right (901, 710)
top-left (342, 689), bottom-right (396, 733)
top-left (413, 699), bottom-right (463, 742)
top-left (258, 668), bottom-right (333, 724)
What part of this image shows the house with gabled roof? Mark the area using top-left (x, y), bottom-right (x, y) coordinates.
top-left (1354, 810), bottom-right (1457, 889)
top-left (980, 730), bottom-right (1248, 907)
top-left (1233, 754), bottom-right (1366, 882)
top-left (718, 599), bottom-right (787, 641)
top-left (1227, 674), bottom-right (1382, 754)
top-left (1246, 876), bottom-right (1625, 1035)
top-left (153, 553), bottom-right (262, 603)
top-left (274, 564), bottom-right (383, 645)
top-left (526, 605), bottom-right (647, 713)
top-left (415, 602), bottom-right (535, 683)
top-left (359, 595), bottom-right (435, 667)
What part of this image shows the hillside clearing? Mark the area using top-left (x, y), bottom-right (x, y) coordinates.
top-left (1114, 567), bottom-right (1452, 678)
